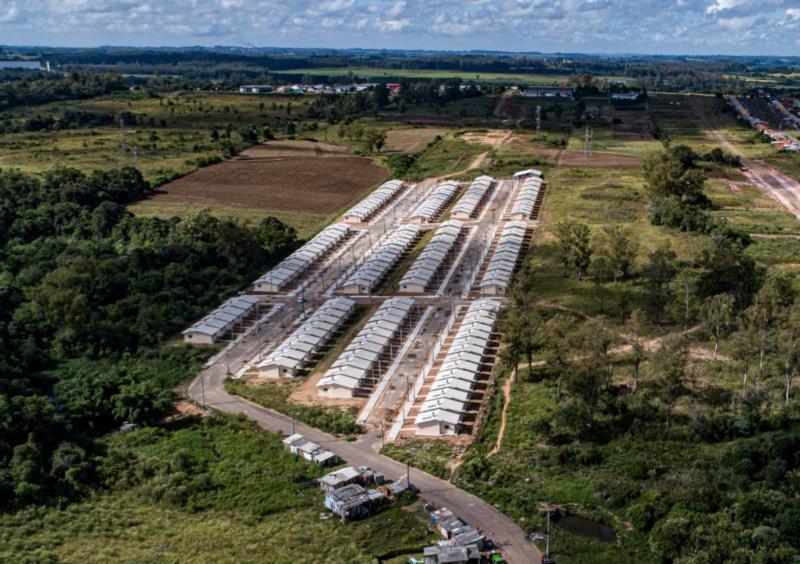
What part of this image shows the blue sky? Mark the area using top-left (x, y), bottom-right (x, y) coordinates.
top-left (2, 0), bottom-right (799, 56)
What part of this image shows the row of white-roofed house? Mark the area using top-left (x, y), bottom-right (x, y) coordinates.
top-left (480, 221), bottom-right (529, 296)
top-left (509, 175), bottom-right (545, 221)
top-left (253, 223), bottom-right (350, 292)
top-left (415, 299), bottom-right (502, 436)
top-left (450, 175), bottom-right (495, 219)
top-left (338, 225), bottom-right (420, 295)
top-left (257, 297), bottom-right (356, 378)
top-left (407, 180), bottom-right (459, 224)
top-left (182, 295), bottom-right (264, 345)
top-left (317, 297), bottom-right (420, 399)
top-left (399, 220), bottom-right (464, 294)
top-left (342, 179), bottom-right (406, 224)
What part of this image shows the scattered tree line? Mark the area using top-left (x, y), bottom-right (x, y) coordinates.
top-left (0, 70), bottom-right (128, 110)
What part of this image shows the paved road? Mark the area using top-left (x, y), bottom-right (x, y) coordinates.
top-left (188, 352), bottom-right (541, 564)
top-left (187, 178), bottom-right (542, 563)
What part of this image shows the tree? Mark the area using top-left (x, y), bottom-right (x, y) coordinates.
top-left (776, 302), bottom-right (800, 407)
top-left (112, 380), bottom-right (173, 425)
top-left (702, 293), bottom-right (735, 360)
top-left (541, 313), bottom-right (574, 401)
top-left (364, 129), bottom-right (386, 153)
top-left (553, 221), bottom-right (574, 276)
top-left (553, 220), bottom-right (593, 281)
top-left (570, 223), bottom-right (593, 281)
top-left (563, 317), bottom-right (615, 426)
top-left (597, 225), bottom-right (638, 282)
top-left (642, 244), bottom-right (677, 323)
top-left (643, 149), bottom-right (707, 205)
top-left (625, 309), bottom-right (648, 394)
top-left (372, 82), bottom-right (390, 109)
top-left (671, 269), bottom-right (698, 335)
top-left (652, 336), bottom-right (689, 427)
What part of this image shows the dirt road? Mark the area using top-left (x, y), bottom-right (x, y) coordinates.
top-left (688, 97), bottom-right (800, 219)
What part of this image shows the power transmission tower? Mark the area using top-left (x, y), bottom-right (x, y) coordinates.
top-left (535, 105), bottom-right (541, 144)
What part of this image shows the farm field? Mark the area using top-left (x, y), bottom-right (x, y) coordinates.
top-left (272, 67), bottom-right (581, 85)
top-left (384, 127), bottom-right (451, 153)
top-left (130, 141), bottom-right (389, 237)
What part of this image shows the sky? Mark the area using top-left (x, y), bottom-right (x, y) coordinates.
top-left (1, 0), bottom-right (799, 56)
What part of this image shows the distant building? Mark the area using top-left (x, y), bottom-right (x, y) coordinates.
top-left (521, 87), bottom-right (573, 98)
top-left (239, 84), bottom-right (272, 94)
top-left (612, 92), bottom-right (641, 102)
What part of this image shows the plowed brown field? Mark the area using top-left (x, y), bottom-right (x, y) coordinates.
top-left (145, 141), bottom-right (388, 213)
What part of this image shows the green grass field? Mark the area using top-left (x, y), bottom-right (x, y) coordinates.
top-left (272, 67), bottom-right (587, 85)
top-left (1, 92), bottom-right (311, 181)
top-left (0, 415), bottom-right (434, 563)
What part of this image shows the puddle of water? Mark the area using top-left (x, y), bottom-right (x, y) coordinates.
top-left (554, 515), bottom-right (617, 543)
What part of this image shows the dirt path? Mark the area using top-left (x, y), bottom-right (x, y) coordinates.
top-left (487, 368), bottom-right (517, 458)
top-left (439, 130), bottom-right (513, 180)
top-left (688, 96), bottom-right (800, 220)
top-left (493, 93), bottom-right (513, 119)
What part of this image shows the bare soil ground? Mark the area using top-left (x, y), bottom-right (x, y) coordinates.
top-left (144, 143), bottom-right (388, 214)
top-left (384, 128), bottom-right (451, 153)
top-left (559, 150), bottom-right (642, 168)
top-left (239, 140), bottom-right (353, 159)
top-left (460, 129), bottom-right (511, 147)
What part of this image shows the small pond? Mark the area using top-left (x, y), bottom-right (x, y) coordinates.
top-left (554, 514), bottom-right (617, 543)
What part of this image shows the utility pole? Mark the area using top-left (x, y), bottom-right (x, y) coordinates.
top-left (119, 116), bottom-right (126, 156)
top-left (535, 104), bottom-right (541, 144)
top-left (200, 371), bottom-right (206, 406)
top-left (291, 411), bottom-right (296, 435)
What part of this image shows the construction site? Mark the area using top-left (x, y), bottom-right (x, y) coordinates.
top-left (187, 170), bottom-right (545, 444)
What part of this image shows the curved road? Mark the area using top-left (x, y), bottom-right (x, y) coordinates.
top-left (188, 326), bottom-right (541, 564)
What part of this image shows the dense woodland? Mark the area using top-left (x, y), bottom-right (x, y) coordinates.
top-left (0, 165), bottom-right (297, 508)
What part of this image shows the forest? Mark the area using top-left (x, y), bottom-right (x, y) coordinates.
top-left (0, 165), bottom-right (297, 509)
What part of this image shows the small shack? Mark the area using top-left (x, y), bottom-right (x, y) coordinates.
top-left (324, 484), bottom-right (385, 520)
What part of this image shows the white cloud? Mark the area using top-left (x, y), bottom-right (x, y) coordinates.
top-left (0, 0), bottom-right (795, 55)
top-left (706, 0), bottom-right (748, 14)
top-left (376, 17), bottom-right (410, 31)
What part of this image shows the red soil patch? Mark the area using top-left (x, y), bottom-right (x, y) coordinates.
top-left (146, 142), bottom-right (389, 214)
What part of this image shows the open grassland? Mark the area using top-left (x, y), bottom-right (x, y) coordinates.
top-left (272, 67), bottom-right (580, 85)
top-left (529, 164), bottom-right (704, 316)
top-left (226, 377), bottom-right (364, 437)
top-left (0, 91), bottom-right (315, 181)
top-left (403, 134), bottom-right (487, 180)
top-left (383, 127), bottom-right (451, 153)
top-left (0, 416), bottom-right (434, 563)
